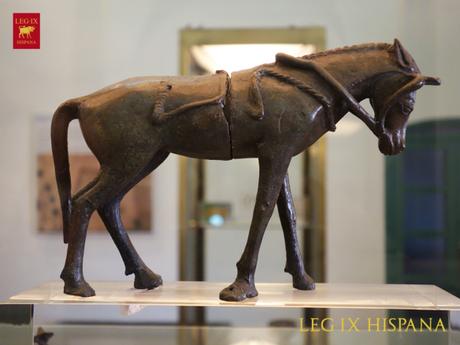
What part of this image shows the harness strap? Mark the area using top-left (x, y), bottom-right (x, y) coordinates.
top-left (249, 68), bottom-right (336, 131)
top-left (376, 74), bottom-right (426, 135)
top-left (275, 53), bottom-right (379, 136)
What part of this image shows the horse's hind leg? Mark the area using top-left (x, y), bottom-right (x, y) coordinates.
top-left (277, 174), bottom-right (315, 290)
top-left (72, 173), bottom-right (101, 201)
top-left (60, 176), bottom-right (107, 297)
top-left (61, 170), bottom-right (128, 296)
top-left (61, 151), bottom-right (169, 297)
top-left (98, 201), bottom-right (162, 290)
top-left (98, 151), bottom-right (169, 290)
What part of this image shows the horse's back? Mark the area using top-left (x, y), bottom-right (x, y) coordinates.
top-left (76, 73), bottom-right (225, 108)
top-left (75, 72), bottom-right (233, 161)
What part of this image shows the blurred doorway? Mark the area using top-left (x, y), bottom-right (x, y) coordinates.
top-left (179, 27), bottom-right (327, 326)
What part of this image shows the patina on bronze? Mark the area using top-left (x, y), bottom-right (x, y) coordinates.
top-left (51, 39), bottom-right (440, 301)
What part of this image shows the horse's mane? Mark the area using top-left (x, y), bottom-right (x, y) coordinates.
top-left (303, 43), bottom-right (393, 60)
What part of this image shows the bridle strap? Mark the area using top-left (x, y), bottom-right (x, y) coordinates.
top-left (276, 53), bottom-right (380, 136)
top-left (376, 74), bottom-right (425, 135)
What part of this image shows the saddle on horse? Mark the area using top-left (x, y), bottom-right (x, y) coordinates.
top-left (151, 70), bottom-right (229, 124)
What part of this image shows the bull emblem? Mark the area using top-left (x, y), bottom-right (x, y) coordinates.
top-left (18, 25), bottom-right (35, 39)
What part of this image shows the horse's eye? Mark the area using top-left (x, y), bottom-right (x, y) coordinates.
top-left (401, 104), bottom-right (413, 114)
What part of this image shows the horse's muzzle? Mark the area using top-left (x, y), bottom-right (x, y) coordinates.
top-left (378, 130), bottom-right (405, 156)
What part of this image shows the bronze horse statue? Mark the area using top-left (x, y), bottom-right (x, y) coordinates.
top-left (52, 39), bottom-right (440, 301)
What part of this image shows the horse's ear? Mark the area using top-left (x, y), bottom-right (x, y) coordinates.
top-left (393, 38), bottom-right (413, 69)
top-left (423, 76), bottom-right (441, 86)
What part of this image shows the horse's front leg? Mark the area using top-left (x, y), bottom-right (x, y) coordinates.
top-left (219, 153), bottom-right (291, 301)
top-left (277, 174), bottom-right (315, 290)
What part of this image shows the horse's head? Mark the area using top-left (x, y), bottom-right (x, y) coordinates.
top-left (369, 39), bottom-right (440, 155)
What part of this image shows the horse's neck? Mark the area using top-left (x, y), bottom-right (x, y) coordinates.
top-left (313, 48), bottom-right (398, 101)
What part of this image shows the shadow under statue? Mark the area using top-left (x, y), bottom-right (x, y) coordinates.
top-left (51, 39), bottom-right (440, 302)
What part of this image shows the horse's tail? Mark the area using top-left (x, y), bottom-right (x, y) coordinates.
top-left (51, 100), bottom-right (79, 243)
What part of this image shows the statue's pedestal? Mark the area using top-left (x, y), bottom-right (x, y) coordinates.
top-left (7, 281), bottom-right (460, 310)
top-left (2, 282), bottom-right (460, 345)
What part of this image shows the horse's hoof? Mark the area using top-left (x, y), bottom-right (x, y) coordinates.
top-left (134, 267), bottom-right (163, 290)
top-left (219, 280), bottom-right (258, 302)
top-left (293, 273), bottom-right (316, 291)
top-left (63, 280), bottom-right (96, 297)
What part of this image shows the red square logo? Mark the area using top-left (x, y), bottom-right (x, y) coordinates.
top-left (13, 13), bottom-right (40, 49)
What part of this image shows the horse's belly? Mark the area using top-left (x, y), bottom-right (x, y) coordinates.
top-left (163, 105), bottom-right (232, 160)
